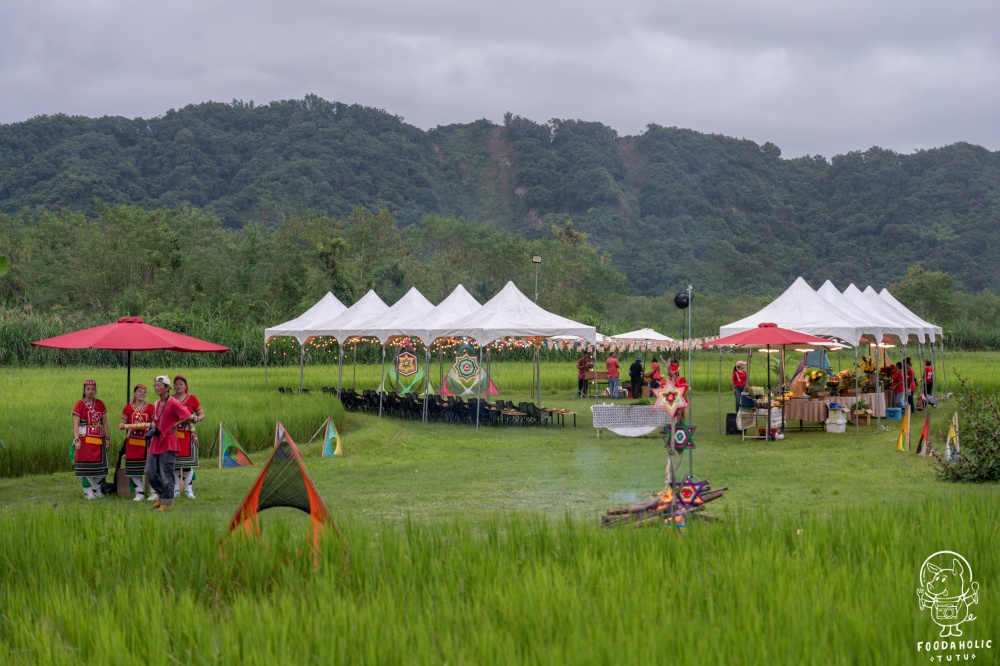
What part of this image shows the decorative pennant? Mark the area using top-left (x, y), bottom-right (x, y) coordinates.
top-left (652, 380), bottom-right (688, 418)
top-left (676, 476), bottom-right (708, 507)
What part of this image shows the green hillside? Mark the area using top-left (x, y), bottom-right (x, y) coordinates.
top-left (2, 96), bottom-right (999, 298)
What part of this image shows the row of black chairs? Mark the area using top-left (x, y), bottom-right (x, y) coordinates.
top-left (336, 389), bottom-right (552, 427)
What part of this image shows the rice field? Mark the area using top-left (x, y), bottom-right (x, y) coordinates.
top-left (1, 355), bottom-right (998, 663)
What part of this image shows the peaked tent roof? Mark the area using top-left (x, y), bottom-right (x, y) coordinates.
top-left (352, 287), bottom-right (436, 344)
top-left (394, 284), bottom-right (482, 344)
top-left (442, 281), bottom-right (596, 345)
top-left (843, 284), bottom-right (924, 343)
top-left (815, 280), bottom-right (901, 343)
top-left (719, 277), bottom-right (864, 345)
top-left (310, 290), bottom-right (390, 343)
top-left (264, 292), bottom-right (347, 345)
top-left (879, 289), bottom-right (943, 341)
top-left (609, 328), bottom-right (675, 342)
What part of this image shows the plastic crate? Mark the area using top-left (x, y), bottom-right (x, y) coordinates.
top-left (885, 407), bottom-right (903, 420)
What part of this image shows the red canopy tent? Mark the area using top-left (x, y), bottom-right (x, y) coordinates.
top-left (32, 316), bottom-right (229, 402)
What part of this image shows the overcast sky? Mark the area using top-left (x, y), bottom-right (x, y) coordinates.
top-left (2, 0), bottom-right (998, 158)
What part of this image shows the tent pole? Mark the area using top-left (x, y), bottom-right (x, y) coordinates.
top-left (337, 343), bottom-right (343, 399)
top-left (264, 339), bottom-right (269, 390)
top-left (535, 345), bottom-right (541, 408)
top-left (353, 342), bottom-right (357, 390)
top-left (686, 285), bottom-right (693, 422)
top-left (476, 345), bottom-right (482, 429)
top-left (854, 345), bottom-right (860, 436)
top-left (299, 344), bottom-right (305, 393)
top-left (928, 338), bottom-right (937, 404)
top-left (378, 343), bottom-right (385, 418)
top-left (593, 343), bottom-right (598, 410)
top-left (423, 344), bottom-right (431, 424)
top-left (874, 342), bottom-right (881, 431)
top-left (717, 347), bottom-right (722, 435)
top-left (439, 345), bottom-right (444, 392)
top-left (779, 346), bottom-right (786, 435)
top-left (940, 338), bottom-right (948, 403)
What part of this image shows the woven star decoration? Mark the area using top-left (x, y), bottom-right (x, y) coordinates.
top-left (396, 351), bottom-right (418, 377)
top-left (652, 380), bottom-right (688, 417)
top-left (666, 423), bottom-right (697, 450)
top-left (677, 477), bottom-right (708, 507)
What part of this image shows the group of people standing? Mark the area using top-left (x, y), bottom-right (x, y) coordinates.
top-left (575, 351), bottom-right (684, 400)
top-left (892, 357), bottom-right (936, 412)
top-left (72, 375), bottom-right (204, 509)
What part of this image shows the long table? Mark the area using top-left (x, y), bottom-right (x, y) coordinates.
top-left (783, 393), bottom-right (887, 426)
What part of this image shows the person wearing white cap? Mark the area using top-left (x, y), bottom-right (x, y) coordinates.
top-left (144, 376), bottom-right (194, 511)
top-left (732, 360), bottom-right (748, 411)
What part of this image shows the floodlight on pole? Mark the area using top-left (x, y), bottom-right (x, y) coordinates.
top-left (531, 255), bottom-right (542, 303)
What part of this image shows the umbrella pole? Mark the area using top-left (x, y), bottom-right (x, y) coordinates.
top-left (780, 347), bottom-right (786, 435)
top-left (766, 344), bottom-right (772, 441)
top-left (126, 350), bottom-right (132, 405)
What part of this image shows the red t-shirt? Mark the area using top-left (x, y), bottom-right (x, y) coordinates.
top-left (650, 361), bottom-right (663, 381)
top-left (891, 369), bottom-right (904, 394)
top-left (577, 357), bottom-right (591, 379)
top-left (924, 366), bottom-right (934, 385)
top-left (605, 357), bottom-right (619, 379)
top-left (906, 368), bottom-right (916, 392)
top-left (732, 370), bottom-right (747, 388)
top-left (148, 396), bottom-right (192, 455)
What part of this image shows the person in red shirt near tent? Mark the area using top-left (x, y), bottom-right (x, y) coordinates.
top-left (922, 358), bottom-right (936, 409)
top-left (605, 351), bottom-right (620, 399)
top-left (905, 357), bottom-right (917, 413)
top-left (71, 379), bottom-right (111, 500)
top-left (120, 384), bottom-right (155, 501)
top-left (146, 375), bottom-right (194, 512)
top-left (648, 357), bottom-right (664, 389)
top-left (172, 375), bottom-right (205, 499)
top-left (891, 362), bottom-right (906, 410)
top-left (732, 360), bottom-right (747, 411)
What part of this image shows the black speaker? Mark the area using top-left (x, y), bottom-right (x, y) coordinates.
top-left (726, 412), bottom-right (740, 435)
top-left (674, 292), bottom-right (690, 309)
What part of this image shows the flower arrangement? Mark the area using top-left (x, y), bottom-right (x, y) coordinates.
top-left (807, 370), bottom-right (828, 394)
top-left (859, 356), bottom-right (876, 373)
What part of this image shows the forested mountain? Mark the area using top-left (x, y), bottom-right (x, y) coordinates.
top-left (2, 95), bottom-right (999, 297)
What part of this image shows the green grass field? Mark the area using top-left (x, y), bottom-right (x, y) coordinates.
top-left (1, 356), bottom-right (998, 664)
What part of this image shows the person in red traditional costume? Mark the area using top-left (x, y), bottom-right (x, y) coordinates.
top-left (119, 384), bottom-right (155, 501)
top-left (732, 360), bottom-right (748, 411)
top-left (172, 375), bottom-right (205, 499)
top-left (146, 375), bottom-right (194, 512)
top-left (71, 379), bottom-right (111, 500)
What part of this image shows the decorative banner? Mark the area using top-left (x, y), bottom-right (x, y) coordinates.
top-left (381, 348), bottom-right (431, 396)
top-left (441, 344), bottom-right (499, 396)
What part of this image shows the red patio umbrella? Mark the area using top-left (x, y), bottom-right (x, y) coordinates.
top-left (705, 323), bottom-right (839, 438)
top-left (32, 316), bottom-right (229, 402)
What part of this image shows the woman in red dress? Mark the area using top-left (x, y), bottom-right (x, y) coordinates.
top-left (71, 379), bottom-right (110, 500)
top-left (120, 384), bottom-right (155, 501)
top-left (172, 375), bottom-right (205, 499)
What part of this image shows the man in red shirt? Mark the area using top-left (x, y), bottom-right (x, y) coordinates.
top-left (891, 363), bottom-right (906, 410)
top-left (145, 375), bottom-right (193, 511)
top-left (606, 351), bottom-right (620, 398)
top-left (905, 357), bottom-right (917, 412)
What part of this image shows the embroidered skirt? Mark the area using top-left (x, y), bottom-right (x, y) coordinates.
top-left (175, 431), bottom-right (199, 468)
top-left (74, 439), bottom-right (108, 478)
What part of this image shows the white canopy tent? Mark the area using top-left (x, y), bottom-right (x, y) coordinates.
top-left (549, 333), bottom-right (610, 344)
top-left (844, 284), bottom-right (924, 343)
top-left (609, 328), bottom-right (675, 344)
top-left (311, 289), bottom-right (390, 398)
top-left (443, 281), bottom-right (597, 426)
top-left (878, 289), bottom-right (943, 342)
top-left (263, 292), bottom-right (347, 391)
top-left (719, 277), bottom-right (864, 346)
top-left (393, 284), bottom-right (483, 422)
top-left (815, 281), bottom-right (902, 343)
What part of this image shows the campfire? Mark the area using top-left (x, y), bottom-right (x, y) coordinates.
top-left (602, 480), bottom-right (728, 528)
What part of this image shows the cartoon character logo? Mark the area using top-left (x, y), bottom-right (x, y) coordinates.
top-left (917, 551), bottom-right (980, 637)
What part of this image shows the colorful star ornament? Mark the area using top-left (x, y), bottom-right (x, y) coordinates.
top-left (663, 423), bottom-right (697, 450)
top-left (652, 380), bottom-right (689, 419)
top-left (396, 351), bottom-right (418, 377)
top-left (676, 476), bottom-right (708, 508)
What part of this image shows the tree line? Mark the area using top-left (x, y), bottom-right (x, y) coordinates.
top-left (2, 96), bottom-right (1000, 299)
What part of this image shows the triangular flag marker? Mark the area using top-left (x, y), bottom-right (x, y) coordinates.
top-left (218, 422), bottom-right (254, 468)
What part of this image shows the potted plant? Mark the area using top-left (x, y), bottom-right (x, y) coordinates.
top-left (807, 370), bottom-right (829, 399)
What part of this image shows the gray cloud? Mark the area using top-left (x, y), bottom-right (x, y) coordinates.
top-left (1, 0), bottom-right (998, 158)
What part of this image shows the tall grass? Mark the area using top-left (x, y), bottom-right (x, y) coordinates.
top-left (1, 496), bottom-right (997, 664)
